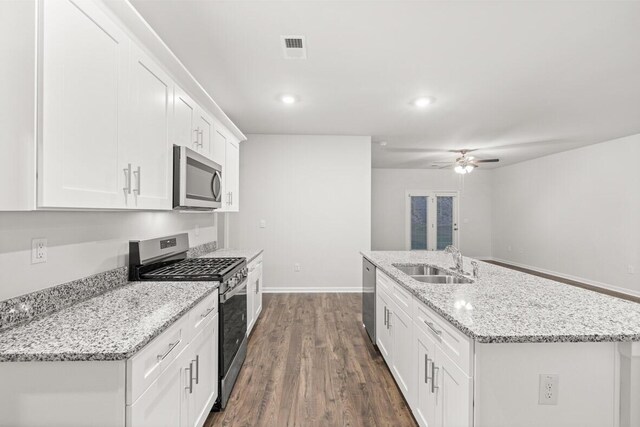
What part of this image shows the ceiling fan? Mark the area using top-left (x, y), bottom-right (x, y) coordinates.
top-left (432, 149), bottom-right (500, 174)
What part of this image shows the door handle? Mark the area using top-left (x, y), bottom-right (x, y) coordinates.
top-left (123, 163), bottom-right (132, 195)
top-left (198, 130), bottom-right (204, 147)
top-left (133, 166), bottom-right (141, 196)
top-left (383, 306), bottom-right (388, 326)
top-left (425, 353), bottom-right (432, 384)
top-left (193, 128), bottom-right (200, 147)
top-left (185, 362), bottom-right (194, 394)
top-left (431, 363), bottom-right (439, 394)
top-left (192, 355), bottom-right (199, 385)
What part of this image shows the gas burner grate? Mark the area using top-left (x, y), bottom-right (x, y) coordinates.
top-left (141, 257), bottom-right (242, 279)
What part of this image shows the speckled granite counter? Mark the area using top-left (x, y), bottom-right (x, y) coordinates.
top-left (362, 251), bottom-right (640, 344)
top-left (0, 281), bottom-right (218, 362)
top-left (200, 248), bottom-right (263, 263)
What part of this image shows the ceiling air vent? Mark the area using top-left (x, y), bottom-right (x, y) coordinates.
top-left (281, 35), bottom-right (307, 59)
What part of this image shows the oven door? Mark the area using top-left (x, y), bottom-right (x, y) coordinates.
top-left (173, 145), bottom-right (222, 210)
top-left (219, 279), bottom-right (248, 376)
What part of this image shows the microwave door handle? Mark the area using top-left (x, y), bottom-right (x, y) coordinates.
top-left (211, 171), bottom-right (222, 201)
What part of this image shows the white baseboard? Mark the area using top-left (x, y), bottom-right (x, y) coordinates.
top-left (488, 257), bottom-right (640, 299)
top-left (264, 286), bottom-right (361, 294)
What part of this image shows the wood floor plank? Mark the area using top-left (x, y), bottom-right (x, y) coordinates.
top-left (205, 293), bottom-right (417, 427)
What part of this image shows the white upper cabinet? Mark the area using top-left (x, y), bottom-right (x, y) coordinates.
top-left (222, 139), bottom-right (240, 212)
top-left (0, 0), bottom-right (36, 211)
top-left (39, 0), bottom-right (130, 209)
top-left (126, 46), bottom-right (173, 210)
top-left (195, 109), bottom-right (213, 157)
top-left (211, 128), bottom-right (226, 169)
top-left (173, 87), bottom-right (198, 151)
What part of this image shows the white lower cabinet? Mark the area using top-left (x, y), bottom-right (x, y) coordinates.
top-left (128, 303), bottom-right (219, 427)
top-left (376, 288), bottom-right (393, 362)
top-left (247, 255), bottom-right (264, 335)
top-left (375, 268), bottom-right (472, 427)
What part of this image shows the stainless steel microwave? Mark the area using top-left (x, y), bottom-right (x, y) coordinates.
top-left (173, 145), bottom-right (222, 210)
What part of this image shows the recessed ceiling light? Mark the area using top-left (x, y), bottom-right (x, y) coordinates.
top-left (281, 95), bottom-right (297, 104)
top-left (413, 96), bottom-right (436, 108)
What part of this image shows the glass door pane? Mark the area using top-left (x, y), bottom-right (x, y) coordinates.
top-left (436, 196), bottom-right (454, 250)
top-left (410, 196), bottom-right (428, 250)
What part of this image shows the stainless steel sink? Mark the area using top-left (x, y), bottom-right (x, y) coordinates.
top-left (412, 275), bottom-right (474, 284)
top-left (393, 264), bottom-right (448, 276)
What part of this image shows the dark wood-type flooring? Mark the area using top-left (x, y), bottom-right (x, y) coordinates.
top-left (205, 293), bottom-right (417, 427)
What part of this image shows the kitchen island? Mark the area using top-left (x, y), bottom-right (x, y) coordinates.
top-left (362, 250), bottom-right (640, 427)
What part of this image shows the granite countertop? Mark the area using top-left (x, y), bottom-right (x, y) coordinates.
top-left (362, 251), bottom-right (640, 344)
top-left (0, 281), bottom-right (218, 362)
top-left (200, 248), bottom-right (263, 263)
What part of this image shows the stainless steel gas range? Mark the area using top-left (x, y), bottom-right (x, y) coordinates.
top-left (129, 233), bottom-right (248, 411)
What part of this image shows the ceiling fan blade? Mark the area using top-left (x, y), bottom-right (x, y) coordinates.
top-left (433, 164), bottom-right (453, 169)
top-left (448, 148), bottom-right (477, 154)
top-left (475, 158), bottom-right (500, 163)
top-left (383, 147), bottom-right (448, 153)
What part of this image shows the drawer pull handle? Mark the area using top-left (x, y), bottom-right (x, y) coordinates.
top-left (200, 306), bottom-right (216, 318)
top-left (424, 320), bottom-right (442, 336)
top-left (425, 353), bottom-right (432, 384)
top-left (157, 339), bottom-right (180, 362)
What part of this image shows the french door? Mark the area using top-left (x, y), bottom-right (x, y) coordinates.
top-left (406, 191), bottom-right (459, 251)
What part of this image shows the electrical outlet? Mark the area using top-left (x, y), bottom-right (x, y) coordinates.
top-left (259, 220), bottom-right (266, 228)
top-left (31, 238), bottom-right (48, 264)
top-left (195, 224), bottom-right (200, 237)
top-left (538, 374), bottom-right (559, 405)
top-left (294, 263), bottom-right (301, 272)
top-left (628, 265), bottom-right (635, 275)
top-left (507, 245), bottom-right (512, 252)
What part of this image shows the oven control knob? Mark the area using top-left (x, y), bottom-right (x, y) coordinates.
top-left (228, 277), bottom-right (237, 288)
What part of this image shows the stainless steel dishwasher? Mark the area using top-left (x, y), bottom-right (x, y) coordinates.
top-left (362, 258), bottom-right (376, 344)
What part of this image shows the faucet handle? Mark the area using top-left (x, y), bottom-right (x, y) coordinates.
top-left (471, 260), bottom-right (479, 279)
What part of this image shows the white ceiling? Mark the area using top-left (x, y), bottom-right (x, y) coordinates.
top-left (132, 0), bottom-right (640, 169)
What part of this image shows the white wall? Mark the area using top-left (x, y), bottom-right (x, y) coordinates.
top-left (228, 134), bottom-right (371, 292)
top-left (0, 211), bottom-right (217, 301)
top-left (371, 168), bottom-right (493, 257)
top-left (492, 133), bottom-right (640, 296)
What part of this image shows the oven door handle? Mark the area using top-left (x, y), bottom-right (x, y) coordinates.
top-left (220, 279), bottom-right (247, 303)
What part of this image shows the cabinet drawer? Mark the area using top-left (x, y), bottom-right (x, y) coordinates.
top-left (376, 269), bottom-right (394, 297)
top-left (391, 279), bottom-right (412, 315)
top-left (413, 299), bottom-right (472, 376)
top-left (188, 290), bottom-right (219, 340)
top-left (127, 314), bottom-right (188, 405)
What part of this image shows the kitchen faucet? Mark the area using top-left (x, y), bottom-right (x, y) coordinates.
top-left (444, 245), bottom-right (463, 274)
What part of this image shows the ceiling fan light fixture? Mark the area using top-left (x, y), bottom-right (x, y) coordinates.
top-left (454, 165), bottom-right (467, 174)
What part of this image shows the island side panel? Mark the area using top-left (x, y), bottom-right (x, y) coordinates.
top-left (474, 341), bottom-right (617, 427)
top-left (0, 360), bottom-right (126, 426)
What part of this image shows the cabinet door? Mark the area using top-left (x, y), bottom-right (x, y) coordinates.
top-left (173, 88), bottom-right (198, 150)
top-left (196, 111), bottom-right (213, 157)
top-left (223, 140), bottom-right (240, 211)
top-left (391, 303), bottom-right (415, 406)
top-left (434, 349), bottom-right (472, 427)
top-left (246, 271), bottom-right (255, 335)
top-left (127, 347), bottom-right (189, 427)
top-left (376, 290), bottom-right (393, 363)
top-left (414, 324), bottom-right (438, 427)
top-left (253, 261), bottom-right (263, 321)
top-left (40, 0), bottom-right (129, 208)
top-left (188, 315), bottom-right (219, 427)
top-left (211, 128), bottom-right (226, 168)
top-left (127, 46), bottom-right (173, 210)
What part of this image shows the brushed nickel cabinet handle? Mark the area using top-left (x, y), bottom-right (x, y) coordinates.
top-left (157, 340), bottom-right (180, 362)
top-left (192, 355), bottom-right (199, 385)
top-left (185, 362), bottom-right (193, 394)
top-left (425, 353), bottom-right (432, 384)
top-left (133, 166), bottom-right (141, 195)
top-left (383, 306), bottom-right (388, 326)
top-left (200, 306), bottom-right (215, 318)
top-left (424, 319), bottom-right (442, 336)
top-left (431, 364), bottom-right (439, 394)
top-left (123, 163), bottom-right (132, 194)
